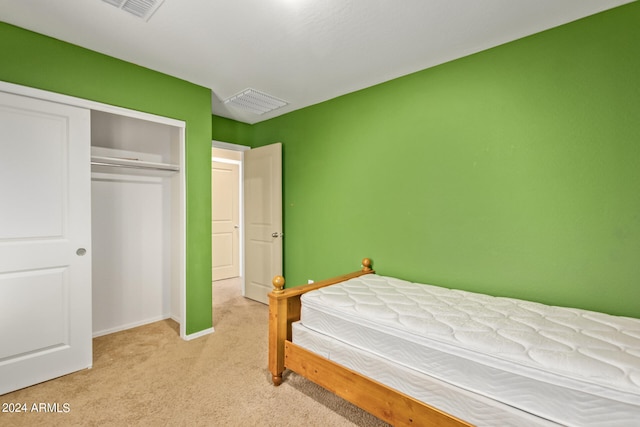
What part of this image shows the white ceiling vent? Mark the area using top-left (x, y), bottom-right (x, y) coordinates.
top-left (102, 0), bottom-right (165, 21)
top-left (223, 89), bottom-right (288, 115)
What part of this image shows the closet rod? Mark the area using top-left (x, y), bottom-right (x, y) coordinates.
top-left (91, 161), bottom-right (179, 172)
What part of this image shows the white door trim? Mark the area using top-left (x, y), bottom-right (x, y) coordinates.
top-left (212, 140), bottom-right (250, 152)
top-left (212, 140), bottom-right (250, 296)
top-left (0, 81), bottom-right (188, 340)
top-left (0, 81), bottom-right (185, 128)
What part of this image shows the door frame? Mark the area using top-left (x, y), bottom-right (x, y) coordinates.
top-left (0, 81), bottom-right (188, 340)
top-left (211, 141), bottom-right (250, 296)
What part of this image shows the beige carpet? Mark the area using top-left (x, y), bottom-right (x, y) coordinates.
top-left (0, 278), bottom-right (390, 427)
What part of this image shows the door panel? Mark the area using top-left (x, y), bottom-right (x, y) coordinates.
top-left (244, 143), bottom-right (282, 304)
top-left (0, 91), bottom-right (92, 395)
top-left (0, 105), bottom-right (65, 239)
top-left (0, 268), bottom-right (68, 359)
top-left (211, 161), bottom-right (240, 280)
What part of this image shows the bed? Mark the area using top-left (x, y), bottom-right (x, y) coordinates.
top-left (268, 259), bottom-right (640, 426)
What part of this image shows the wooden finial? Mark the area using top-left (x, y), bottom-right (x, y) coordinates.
top-left (272, 275), bottom-right (285, 294)
top-left (362, 258), bottom-right (372, 272)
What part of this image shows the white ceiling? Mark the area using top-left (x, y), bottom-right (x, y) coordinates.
top-left (1, 0), bottom-right (634, 124)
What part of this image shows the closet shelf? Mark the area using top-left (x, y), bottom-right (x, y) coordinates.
top-left (91, 155), bottom-right (179, 173)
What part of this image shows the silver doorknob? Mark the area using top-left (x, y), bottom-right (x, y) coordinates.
top-left (272, 232), bottom-right (283, 238)
top-left (76, 248), bottom-right (87, 256)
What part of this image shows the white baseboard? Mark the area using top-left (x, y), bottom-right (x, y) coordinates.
top-left (92, 314), bottom-right (171, 338)
top-left (183, 327), bottom-right (215, 341)
top-left (92, 314), bottom-right (214, 341)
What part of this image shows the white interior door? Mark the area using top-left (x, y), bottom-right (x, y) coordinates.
top-left (0, 91), bottom-right (93, 395)
top-left (211, 160), bottom-right (240, 281)
top-left (244, 143), bottom-right (282, 304)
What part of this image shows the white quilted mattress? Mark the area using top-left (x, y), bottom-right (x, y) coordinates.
top-left (297, 274), bottom-right (640, 426)
top-left (292, 321), bottom-right (561, 426)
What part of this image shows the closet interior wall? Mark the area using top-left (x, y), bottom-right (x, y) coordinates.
top-left (90, 110), bottom-right (182, 337)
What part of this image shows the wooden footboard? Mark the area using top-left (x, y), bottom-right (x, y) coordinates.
top-left (267, 258), bottom-right (471, 427)
top-left (268, 258), bottom-right (374, 385)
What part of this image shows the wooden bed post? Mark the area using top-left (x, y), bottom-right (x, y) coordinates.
top-left (268, 275), bottom-right (287, 386)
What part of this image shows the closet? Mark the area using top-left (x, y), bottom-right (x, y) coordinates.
top-left (90, 110), bottom-right (184, 337)
top-left (0, 81), bottom-right (185, 395)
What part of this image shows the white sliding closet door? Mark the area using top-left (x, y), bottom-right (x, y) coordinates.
top-left (0, 91), bottom-right (93, 395)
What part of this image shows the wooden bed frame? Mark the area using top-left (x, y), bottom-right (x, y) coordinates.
top-left (268, 258), bottom-right (471, 427)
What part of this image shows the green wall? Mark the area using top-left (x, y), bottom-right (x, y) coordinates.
top-left (212, 115), bottom-right (253, 145)
top-left (226, 2), bottom-right (640, 318)
top-left (0, 23), bottom-right (213, 334)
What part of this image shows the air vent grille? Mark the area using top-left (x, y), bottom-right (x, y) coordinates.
top-left (102, 0), bottom-right (165, 21)
top-left (223, 89), bottom-right (288, 115)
